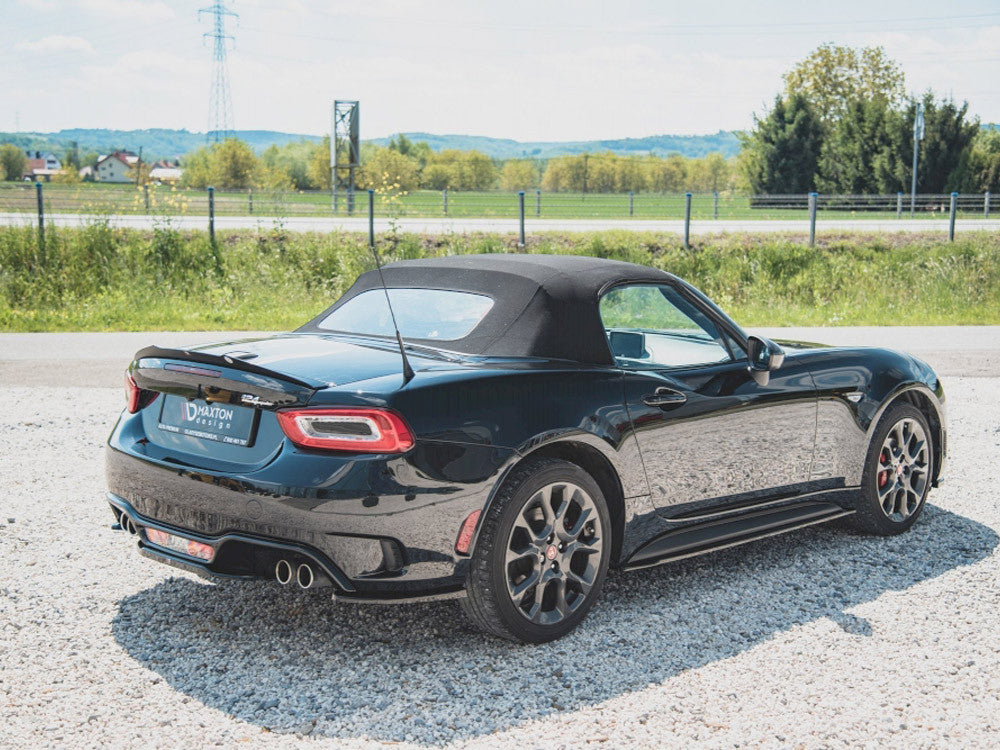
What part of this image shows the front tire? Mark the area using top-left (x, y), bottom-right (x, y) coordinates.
top-left (461, 458), bottom-right (612, 643)
top-left (850, 403), bottom-right (933, 535)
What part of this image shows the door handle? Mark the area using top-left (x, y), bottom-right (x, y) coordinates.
top-left (642, 386), bottom-right (687, 407)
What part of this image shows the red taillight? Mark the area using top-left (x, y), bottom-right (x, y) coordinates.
top-left (125, 372), bottom-right (141, 413)
top-left (455, 510), bottom-right (482, 554)
top-left (124, 370), bottom-right (158, 413)
top-left (276, 408), bottom-right (415, 453)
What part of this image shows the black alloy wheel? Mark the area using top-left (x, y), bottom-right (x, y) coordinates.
top-left (851, 403), bottom-right (933, 536)
top-left (461, 457), bottom-right (612, 643)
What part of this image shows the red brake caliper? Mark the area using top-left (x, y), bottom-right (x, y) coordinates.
top-left (878, 449), bottom-right (890, 487)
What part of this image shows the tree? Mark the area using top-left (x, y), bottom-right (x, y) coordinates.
top-left (387, 134), bottom-right (432, 168)
top-left (421, 150), bottom-right (497, 190)
top-left (180, 138), bottom-right (259, 189)
top-left (740, 94), bottom-right (824, 193)
top-left (210, 138), bottom-right (258, 189)
top-left (357, 147), bottom-right (420, 193)
top-left (645, 154), bottom-right (687, 193)
top-left (879, 94), bottom-right (980, 193)
top-left (64, 142), bottom-right (81, 171)
top-left (0, 144), bottom-right (27, 181)
top-left (261, 140), bottom-right (316, 189)
top-left (541, 155), bottom-right (588, 192)
top-left (180, 147), bottom-right (212, 188)
top-left (500, 160), bottom-right (538, 190)
top-left (817, 97), bottom-right (897, 193)
top-left (686, 152), bottom-right (730, 192)
top-left (616, 156), bottom-right (647, 193)
top-left (956, 128), bottom-right (1000, 192)
top-left (783, 43), bottom-right (906, 125)
top-left (308, 136), bottom-right (332, 190)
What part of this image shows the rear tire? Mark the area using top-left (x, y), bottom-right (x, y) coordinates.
top-left (461, 458), bottom-right (612, 643)
top-left (850, 403), bottom-right (933, 536)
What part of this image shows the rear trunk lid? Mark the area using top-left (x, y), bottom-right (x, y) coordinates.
top-left (127, 333), bottom-right (429, 469)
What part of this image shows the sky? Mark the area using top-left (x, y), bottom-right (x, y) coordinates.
top-left (2, 0), bottom-right (999, 141)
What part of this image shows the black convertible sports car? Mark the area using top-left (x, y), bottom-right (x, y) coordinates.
top-left (107, 254), bottom-right (945, 642)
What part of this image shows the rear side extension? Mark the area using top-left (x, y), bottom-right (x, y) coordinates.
top-left (624, 500), bottom-right (854, 570)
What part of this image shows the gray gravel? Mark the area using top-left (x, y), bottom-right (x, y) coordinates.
top-left (2, 353), bottom-right (999, 746)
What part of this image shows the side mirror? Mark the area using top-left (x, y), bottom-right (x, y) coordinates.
top-left (746, 335), bottom-right (785, 386)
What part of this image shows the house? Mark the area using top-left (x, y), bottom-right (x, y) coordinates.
top-left (21, 150), bottom-right (65, 181)
top-left (94, 151), bottom-right (139, 182)
top-left (149, 159), bottom-right (183, 184)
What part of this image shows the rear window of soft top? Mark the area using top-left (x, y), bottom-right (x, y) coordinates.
top-left (316, 288), bottom-right (494, 341)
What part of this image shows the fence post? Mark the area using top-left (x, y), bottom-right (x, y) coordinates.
top-left (808, 192), bottom-right (818, 247)
top-left (443, 188), bottom-right (448, 215)
top-left (207, 186), bottom-right (215, 246)
top-left (683, 192), bottom-right (692, 249)
top-left (536, 189), bottom-right (541, 217)
top-left (949, 192), bottom-right (958, 241)
top-left (368, 189), bottom-right (375, 249)
top-left (248, 188), bottom-right (253, 215)
top-left (518, 191), bottom-right (526, 249)
top-left (713, 191), bottom-right (719, 220)
top-left (986, 191), bottom-right (991, 219)
top-left (628, 191), bottom-right (634, 217)
top-left (35, 181), bottom-right (44, 249)
top-left (897, 191), bottom-right (903, 219)
top-left (143, 184), bottom-right (150, 213)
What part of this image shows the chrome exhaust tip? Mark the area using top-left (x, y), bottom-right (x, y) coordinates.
top-left (296, 563), bottom-right (314, 589)
top-left (120, 512), bottom-right (138, 535)
top-left (274, 559), bottom-right (293, 586)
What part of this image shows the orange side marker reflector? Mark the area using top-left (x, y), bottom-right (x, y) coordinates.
top-left (455, 510), bottom-right (482, 555)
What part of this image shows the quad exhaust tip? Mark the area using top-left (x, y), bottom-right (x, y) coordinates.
top-left (296, 563), bottom-right (314, 589)
top-left (274, 559), bottom-right (293, 586)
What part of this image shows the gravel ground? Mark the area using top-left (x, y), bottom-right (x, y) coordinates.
top-left (2, 377), bottom-right (999, 747)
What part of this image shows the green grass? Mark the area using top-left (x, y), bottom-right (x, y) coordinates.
top-left (0, 182), bottom-right (989, 221)
top-left (1, 222), bottom-right (997, 331)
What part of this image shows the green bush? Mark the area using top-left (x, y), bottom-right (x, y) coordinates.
top-left (0, 223), bottom-right (997, 331)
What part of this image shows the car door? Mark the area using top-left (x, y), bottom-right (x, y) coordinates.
top-left (602, 283), bottom-right (818, 518)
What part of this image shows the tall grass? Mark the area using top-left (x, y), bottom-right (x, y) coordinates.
top-left (1, 221), bottom-right (997, 331)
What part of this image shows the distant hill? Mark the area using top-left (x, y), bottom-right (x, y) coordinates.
top-left (0, 127), bottom-right (741, 161)
top-left (370, 131), bottom-right (741, 159)
top-left (0, 129), bottom-right (322, 160)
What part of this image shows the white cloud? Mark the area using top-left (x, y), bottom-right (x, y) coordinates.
top-left (15, 35), bottom-right (96, 55)
top-left (80, 0), bottom-right (174, 21)
top-left (17, 0), bottom-right (174, 20)
top-left (16, 0), bottom-right (60, 9)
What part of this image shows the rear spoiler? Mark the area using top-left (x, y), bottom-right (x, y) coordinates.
top-left (130, 345), bottom-right (320, 409)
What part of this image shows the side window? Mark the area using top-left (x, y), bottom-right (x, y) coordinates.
top-left (600, 285), bottom-right (732, 368)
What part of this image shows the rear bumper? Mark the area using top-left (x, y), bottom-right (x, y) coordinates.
top-left (105, 430), bottom-right (514, 601)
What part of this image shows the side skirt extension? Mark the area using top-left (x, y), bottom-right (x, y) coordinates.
top-left (623, 500), bottom-right (855, 571)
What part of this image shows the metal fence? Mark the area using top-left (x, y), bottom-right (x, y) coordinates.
top-left (0, 182), bottom-right (993, 221)
top-left (0, 183), bottom-right (993, 249)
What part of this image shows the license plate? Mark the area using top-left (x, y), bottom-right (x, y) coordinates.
top-left (158, 395), bottom-right (256, 446)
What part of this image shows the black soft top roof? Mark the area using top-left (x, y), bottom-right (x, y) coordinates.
top-left (299, 253), bottom-right (678, 364)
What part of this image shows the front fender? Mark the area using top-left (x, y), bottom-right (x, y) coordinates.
top-left (805, 347), bottom-right (945, 486)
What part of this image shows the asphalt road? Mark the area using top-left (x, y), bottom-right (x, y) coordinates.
top-left (2, 211), bottom-right (998, 235)
top-left (1, 326), bottom-right (996, 388)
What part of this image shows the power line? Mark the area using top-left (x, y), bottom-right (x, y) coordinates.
top-left (199, 0), bottom-right (237, 143)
